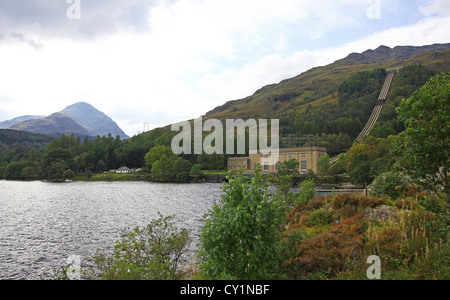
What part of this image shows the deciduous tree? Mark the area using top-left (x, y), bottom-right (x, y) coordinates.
top-left (200, 169), bottom-right (286, 280)
top-left (394, 73), bottom-right (449, 202)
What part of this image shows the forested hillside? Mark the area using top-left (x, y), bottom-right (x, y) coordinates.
top-left (1, 44), bottom-right (449, 183)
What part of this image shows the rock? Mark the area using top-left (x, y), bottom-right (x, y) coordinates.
top-left (363, 205), bottom-right (398, 221)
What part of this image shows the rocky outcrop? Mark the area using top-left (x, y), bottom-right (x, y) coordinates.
top-left (363, 205), bottom-right (398, 221)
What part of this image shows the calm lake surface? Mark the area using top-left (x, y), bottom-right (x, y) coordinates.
top-left (0, 180), bottom-right (222, 280)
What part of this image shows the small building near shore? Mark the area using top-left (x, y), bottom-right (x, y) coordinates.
top-left (116, 166), bottom-right (134, 174)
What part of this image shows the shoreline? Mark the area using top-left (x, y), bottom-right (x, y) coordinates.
top-left (2, 173), bottom-right (363, 192)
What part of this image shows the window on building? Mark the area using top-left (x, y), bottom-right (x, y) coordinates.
top-left (302, 153), bottom-right (306, 158)
top-left (264, 162), bottom-right (269, 172)
top-left (301, 161), bottom-right (307, 174)
top-left (289, 154), bottom-right (293, 159)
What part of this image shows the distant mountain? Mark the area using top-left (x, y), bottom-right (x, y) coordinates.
top-left (0, 115), bottom-right (46, 129)
top-left (342, 44), bottom-right (450, 65)
top-left (59, 102), bottom-right (129, 139)
top-left (2, 102), bottom-right (129, 140)
top-left (9, 113), bottom-right (93, 138)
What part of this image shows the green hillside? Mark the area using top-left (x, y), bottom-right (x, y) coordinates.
top-left (130, 44), bottom-right (450, 159)
top-left (205, 44), bottom-right (450, 129)
top-left (0, 129), bottom-right (54, 177)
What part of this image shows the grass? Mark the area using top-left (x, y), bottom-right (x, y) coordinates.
top-left (73, 172), bottom-right (151, 182)
top-left (202, 170), bottom-right (229, 175)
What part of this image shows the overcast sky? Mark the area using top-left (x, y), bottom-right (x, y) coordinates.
top-left (0, 0), bottom-right (449, 137)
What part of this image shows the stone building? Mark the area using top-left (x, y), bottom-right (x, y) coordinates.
top-left (227, 147), bottom-right (327, 174)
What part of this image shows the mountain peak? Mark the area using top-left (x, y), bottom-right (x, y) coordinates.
top-left (60, 102), bottom-right (129, 139)
top-left (65, 102), bottom-right (95, 109)
top-left (2, 102), bottom-right (129, 140)
top-left (9, 112), bottom-right (92, 138)
top-left (343, 43), bottom-right (450, 65)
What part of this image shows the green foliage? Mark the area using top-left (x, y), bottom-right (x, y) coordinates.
top-left (199, 169), bottom-right (286, 280)
top-left (345, 136), bottom-right (395, 186)
top-left (369, 171), bottom-right (410, 199)
top-left (275, 159), bottom-right (301, 202)
top-left (144, 145), bottom-right (175, 168)
top-left (4, 161), bottom-right (39, 180)
top-left (390, 65), bottom-right (437, 101)
top-left (197, 153), bottom-right (226, 171)
top-left (338, 68), bottom-right (386, 109)
top-left (296, 178), bottom-right (316, 205)
top-left (151, 155), bottom-right (175, 182)
top-left (0, 165), bottom-right (6, 179)
top-left (317, 154), bottom-right (331, 175)
top-left (0, 129), bottom-right (53, 146)
top-left (0, 130), bottom-right (50, 169)
top-left (63, 169), bottom-right (75, 180)
top-left (173, 158), bottom-right (192, 183)
top-left (40, 148), bottom-right (75, 180)
top-left (394, 73), bottom-right (450, 202)
top-left (190, 164), bottom-right (204, 180)
top-left (143, 145), bottom-right (192, 183)
top-left (150, 153), bottom-right (192, 183)
top-left (278, 159), bottom-right (300, 177)
top-left (309, 208), bottom-right (334, 226)
top-left (314, 133), bottom-right (353, 157)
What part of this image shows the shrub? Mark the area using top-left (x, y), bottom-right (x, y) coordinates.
top-left (309, 208), bottom-right (334, 226)
top-left (332, 193), bottom-right (360, 210)
top-left (369, 171), bottom-right (410, 199)
top-left (367, 227), bottom-right (403, 259)
top-left (4, 161), bottom-right (39, 180)
top-left (199, 169), bottom-right (286, 280)
top-left (55, 214), bottom-right (192, 280)
top-left (190, 164), bottom-right (204, 180)
top-left (331, 193), bottom-right (361, 218)
top-left (360, 196), bottom-right (385, 209)
top-left (284, 215), bottom-right (366, 279)
top-left (296, 178), bottom-right (316, 205)
top-left (395, 198), bottom-right (415, 210)
top-left (307, 196), bottom-right (329, 210)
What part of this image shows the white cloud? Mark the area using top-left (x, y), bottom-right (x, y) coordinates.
top-left (0, 1), bottom-right (449, 137)
top-left (419, 0), bottom-right (450, 16)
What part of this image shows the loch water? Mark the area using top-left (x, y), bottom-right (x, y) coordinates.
top-left (0, 180), bottom-right (222, 280)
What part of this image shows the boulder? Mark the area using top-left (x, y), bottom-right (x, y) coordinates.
top-left (363, 205), bottom-right (398, 221)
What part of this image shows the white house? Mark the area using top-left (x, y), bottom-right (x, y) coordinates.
top-left (116, 166), bottom-right (134, 174)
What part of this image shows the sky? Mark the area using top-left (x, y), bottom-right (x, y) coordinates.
top-left (0, 0), bottom-right (449, 137)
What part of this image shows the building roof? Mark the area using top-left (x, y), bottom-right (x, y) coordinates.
top-left (247, 147), bottom-right (327, 154)
top-left (228, 157), bottom-right (250, 161)
top-left (117, 166), bottom-right (131, 170)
